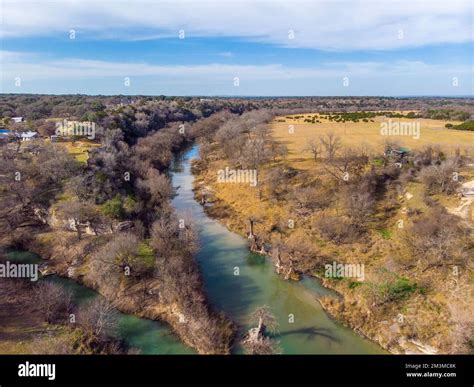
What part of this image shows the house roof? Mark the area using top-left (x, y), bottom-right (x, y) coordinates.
top-left (17, 131), bottom-right (38, 138)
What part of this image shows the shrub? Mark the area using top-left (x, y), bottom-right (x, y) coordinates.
top-left (385, 277), bottom-right (417, 301)
top-left (378, 229), bottom-right (392, 240)
top-left (101, 195), bottom-right (124, 219)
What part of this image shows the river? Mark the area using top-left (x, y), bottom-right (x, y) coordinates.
top-left (5, 250), bottom-right (194, 354)
top-left (6, 144), bottom-right (384, 354)
top-left (171, 145), bottom-right (384, 354)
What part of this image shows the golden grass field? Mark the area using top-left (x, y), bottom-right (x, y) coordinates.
top-left (201, 113), bottom-right (474, 231)
top-left (273, 114), bottom-right (473, 170)
top-left (196, 112), bottom-right (474, 253)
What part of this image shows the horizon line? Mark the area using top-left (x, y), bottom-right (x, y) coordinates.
top-left (1, 93), bottom-right (473, 99)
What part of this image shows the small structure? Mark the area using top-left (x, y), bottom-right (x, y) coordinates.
top-left (11, 117), bottom-right (24, 123)
top-left (19, 131), bottom-right (38, 141)
top-left (384, 146), bottom-right (411, 166)
top-left (384, 146), bottom-right (410, 158)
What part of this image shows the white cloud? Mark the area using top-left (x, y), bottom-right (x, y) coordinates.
top-left (1, 0), bottom-right (472, 50)
top-left (1, 51), bottom-right (470, 82)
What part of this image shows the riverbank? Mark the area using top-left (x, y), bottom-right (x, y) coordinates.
top-left (191, 140), bottom-right (471, 354)
top-left (191, 165), bottom-right (391, 353)
top-left (173, 146), bottom-right (384, 354)
top-left (3, 207), bottom-right (233, 355)
top-left (0, 250), bottom-right (129, 354)
top-left (0, 125), bottom-right (237, 355)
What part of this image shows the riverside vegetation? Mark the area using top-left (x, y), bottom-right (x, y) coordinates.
top-left (0, 95), bottom-right (473, 354)
top-left (192, 109), bottom-right (474, 354)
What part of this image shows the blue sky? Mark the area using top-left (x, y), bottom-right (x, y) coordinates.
top-left (1, 0), bottom-right (473, 96)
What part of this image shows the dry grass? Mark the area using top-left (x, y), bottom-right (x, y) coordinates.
top-left (62, 140), bottom-right (100, 163)
top-left (194, 112), bottom-right (474, 353)
top-left (273, 114), bottom-right (472, 170)
top-left (202, 113), bottom-right (474, 238)
top-left (199, 159), bottom-right (290, 236)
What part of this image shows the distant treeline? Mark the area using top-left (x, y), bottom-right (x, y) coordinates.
top-left (1, 94), bottom-right (472, 123)
top-left (446, 121), bottom-right (474, 131)
top-left (287, 109), bottom-right (473, 124)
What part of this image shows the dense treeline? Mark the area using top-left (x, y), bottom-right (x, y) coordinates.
top-left (1, 95), bottom-right (472, 124)
top-left (0, 99), bottom-right (246, 353)
top-left (0, 95), bottom-right (252, 122)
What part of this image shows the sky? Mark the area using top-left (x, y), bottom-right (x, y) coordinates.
top-left (0, 0), bottom-right (473, 96)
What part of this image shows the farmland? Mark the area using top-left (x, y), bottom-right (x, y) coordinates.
top-left (273, 113), bottom-right (472, 170)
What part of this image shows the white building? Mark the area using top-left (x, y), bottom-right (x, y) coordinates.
top-left (19, 131), bottom-right (38, 141)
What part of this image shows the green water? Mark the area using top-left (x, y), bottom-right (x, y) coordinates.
top-left (5, 144), bottom-right (384, 354)
top-left (171, 146), bottom-right (385, 354)
top-left (5, 250), bottom-right (194, 354)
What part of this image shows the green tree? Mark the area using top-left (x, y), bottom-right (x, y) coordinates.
top-left (101, 195), bottom-right (124, 219)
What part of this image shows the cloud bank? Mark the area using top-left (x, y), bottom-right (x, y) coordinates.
top-left (2, 0), bottom-right (472, 50)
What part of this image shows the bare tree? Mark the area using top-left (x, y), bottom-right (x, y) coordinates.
top-left (405, 207), bottom-right (469, 272)
top-left (55, 199), bottom-right (102, 239)
top-left (320, 132), bottom-right (341, 161)
top-left (136, 169), bottom-right (174, 208)
top-left (214, 120), bottom-right (246, 160)
top-left (251, 305), bottom-right (279, 334)
top-left (290, 186), bottom-right (332, 213)
top-left (269, 141), bottom-right (288, 162)
top-left (343, 189), bottom-right (375, 230)
top-left (89, 232), bottom-right (154, 284)
top-left (323, 147), bottom-right (368, 183)
top-left (419, 159), bottom-right (460, 195)
top-left (317, 215), bottom-right (359, 244)
top-left (305, 138), bottom-right (321, 162)
top-left (242, 306), bottom-right (280, 355)
top-left (242, 335), bottom-right (281, 355)
top-left (0, 142), bottom-right (78, 232)
top-left (241, 137), bottom-right (269, 168)
top-left (34, 282), bottom-right (73, 324)
top-left (150, 210), bottom-right (199, 256)
top-left (78, 298), bottom-right (119, 339)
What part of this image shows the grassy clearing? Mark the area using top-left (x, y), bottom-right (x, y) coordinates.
top-left (199, 159), bottom-right (291, 235)
top-left (62, 140), bottom-right (100, 163)
top-left (273, 114), bottom-right (472, 170)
